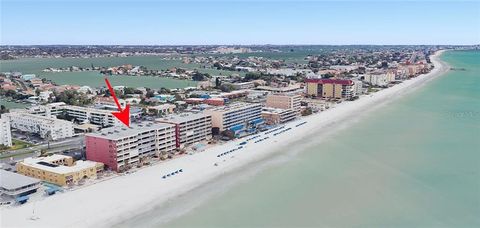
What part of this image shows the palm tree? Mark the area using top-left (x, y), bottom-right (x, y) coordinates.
top-left (45, 130), bottom-right (52, 149)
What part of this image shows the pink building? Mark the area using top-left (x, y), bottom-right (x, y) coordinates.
top-left (85, 122), bottom-right (176, 172)
top-left (204, 98), bottom-right (225, 106)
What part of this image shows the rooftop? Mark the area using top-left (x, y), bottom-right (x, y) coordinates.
top-left (19, 155), bottom-right (100, 175)
top-left (206, 102), bottom-right (261, 113)
top-left (305, 78), bottom-right (353, 85)
top-left (267, 93), bottom-right (302, 97)
top-left (86, 122), bottom-right (174, 140)
top-left (156, 112), bottom-right (210, 124)
top-left (64, 105), bottom-right (112, 114)
top-left (256, 85), bottom-right (302, 92)
top-left (4, 112), bottom-right (72, 125)
top-left (0, 170), bottom-right (41, 190)
top-left (262, 107), bottom-right (294, 114)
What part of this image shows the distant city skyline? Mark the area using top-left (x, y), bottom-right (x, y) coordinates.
top-left (1, 0), bottom-right (479, 45)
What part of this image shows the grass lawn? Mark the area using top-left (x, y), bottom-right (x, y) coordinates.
top-left (0, 139), bottom-right (33, 152)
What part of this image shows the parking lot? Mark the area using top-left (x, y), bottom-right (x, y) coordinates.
top-left (11, 129), bottom-right (47, 145)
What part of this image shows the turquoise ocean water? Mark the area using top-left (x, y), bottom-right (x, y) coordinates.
top-left (119, 50), bottom-right (480, 227)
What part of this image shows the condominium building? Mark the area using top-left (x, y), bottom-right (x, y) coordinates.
top-left (3, 113), bottom-right (74, 140)
top-left (266, 93), bottom-right (302, 113)
top-left (156, 112), bottom-right (212, 148)
top-left (305, 78), bottom-right (356, 99)
top-left (0, 170), bottom-right (41, 201)
top-left (63, 105), bottom-right (118, 126)
top-left (29, 102), bottom-right (66, 117)
top-left (261, 107), bottom-right (297, 125)
top-left (204, 102), bottom-right (263, 131)
top-left (364, 71), bottom-right (396, 87)
top-left (85, 122), bottom-right (176, 172)
top-left (0, 117), bottom-right (12, 147)
top-left (28, 103), bottom-right (138, 127)
top-left (352, 79), bottom-right (364, 95)
top-left (16, 155), bottom-right (104, 186)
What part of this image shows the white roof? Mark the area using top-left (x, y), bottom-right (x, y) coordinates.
top-left (0, 170), bottom-right (41, 190)
top-left (20, 155), bottom-right (99, 175)
top-left (157, 112), bottom-right (210, 124)
top-left (207, 102), bottom-right (261, 113)
top-left (86, 122), bottom-right (174, 140)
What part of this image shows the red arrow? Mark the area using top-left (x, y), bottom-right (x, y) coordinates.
top-left (104, 77), bottom-right (130, 127)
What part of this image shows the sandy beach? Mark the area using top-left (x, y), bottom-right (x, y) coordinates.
top-left (0, 51), bottom-right (449, 228)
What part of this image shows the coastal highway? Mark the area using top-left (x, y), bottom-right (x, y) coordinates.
top-left (0, 135), bottom-right (85, 163)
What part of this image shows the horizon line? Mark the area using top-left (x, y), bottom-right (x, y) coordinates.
top-left (2, 43), bottom-right (479, 47)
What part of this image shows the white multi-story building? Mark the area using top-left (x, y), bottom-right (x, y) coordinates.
top-left (352, 80), bottom-right (364, 95)
top-left (63, 105), bottom-right (119, 126)
top-left (29, 103), bottom-right (120, 127)
top-left (0, 117), bottom-right (12, 147)
top-left (29, 102), bottom-right (66, 117)
top-left (364, 71), bottom-right (396, 87)
top-left (204, 103), bottom-right (262, 131)
top-left (28, 102), bottom-right (141, 127)
top-left (156, 112), bottom-right (212, 148)
top-left (86, 122), bottom-right (176, 172)
top-left (3, 113), bottom-right (74, 140)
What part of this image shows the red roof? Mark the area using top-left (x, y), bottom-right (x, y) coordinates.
top-left (305, 78), bottom-right (353, 85)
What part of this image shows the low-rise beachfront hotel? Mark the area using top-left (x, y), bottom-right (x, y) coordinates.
top-left (16, 155), bottom-right (103, 186)
top-left (204, 102), bottom-right (263, 132)
top-left (261, 107), bottom-right (297, 125)
top-left (2, 112), bottom-right (75, 140)
top-left (85, 122), bottom-right (176, 172)
top-left (156, 112), bottom-right (212, 148)
top-left (305, 78), bottom-right (356, 99)
top-left (0, 170), bottom-right (41, 203)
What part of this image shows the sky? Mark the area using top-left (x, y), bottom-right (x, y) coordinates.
top-left (1, 0), bottom-right (479, 45)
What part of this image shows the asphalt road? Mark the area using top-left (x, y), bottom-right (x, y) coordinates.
top-left (0, 135), bottom-right (85, 163)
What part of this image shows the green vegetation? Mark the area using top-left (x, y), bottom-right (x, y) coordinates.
top-left (367, 87), bottom-right (379, 93)
top-left (301, 107), bottom-right (313, 116)
top-left (0, 139), bottom-right (33, 152)
top-left (192, 71), bottom-right (211, 81)
top-left (0, 88), bottom-right (30, 100)
top-left (0, 105), bottom-right (9, 114)
top-left (0, 150), bottom-right (35, 159)
top-left (215, 77), bottom-right (222, 88)
top-left (243, 72), bottom-right (262, 81)
top-left (53, 89), bottom-right (94, 106)
top-left (219, 84), bottom-right (235, 92)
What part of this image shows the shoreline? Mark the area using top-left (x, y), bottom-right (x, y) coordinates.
top-left (1, 50), bottom-right (450, 228)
